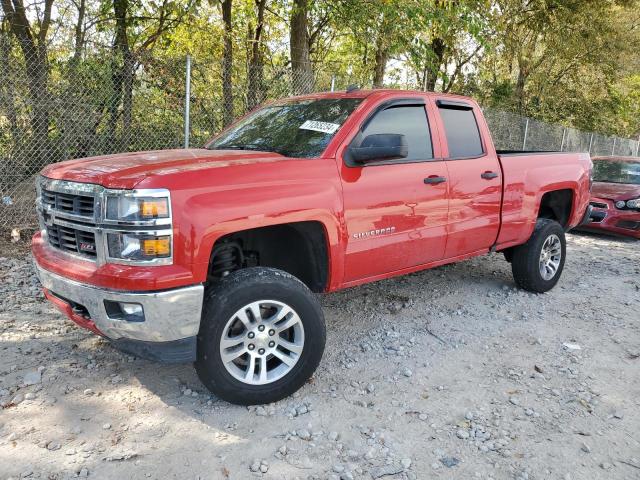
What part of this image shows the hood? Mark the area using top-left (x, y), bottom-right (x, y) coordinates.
top-left (591, 181), bottom-right (640, 201)
top-left (41, 148), bottom-right (286, 189)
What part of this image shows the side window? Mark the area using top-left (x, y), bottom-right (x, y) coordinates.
top-left (360, 105), bottom-right (433, 161)
top-left (438, 106), bottom-right (484, 158)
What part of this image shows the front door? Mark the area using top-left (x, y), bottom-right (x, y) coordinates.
top-left (339, 101), bottom-right (449, 283)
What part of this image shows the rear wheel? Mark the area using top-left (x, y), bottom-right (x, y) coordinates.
top-left (195, 267), bottom-right (325, 405)
top-left (511, 219), bottom-right (566, 293)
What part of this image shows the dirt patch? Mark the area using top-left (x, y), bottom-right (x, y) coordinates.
top-left (0, 228), bottom-right (34, 259)
top-left (1, 232), bottom-right (639, 479)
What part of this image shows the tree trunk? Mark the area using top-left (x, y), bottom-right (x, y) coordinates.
top-left (111, 0), bottom-right (134, 151)
top-left (1, 0), bottom-right (52, 164)
top-left (72, 0), bottom-right (86, 64)
top-left (246, 0), bottom-right (265, 110)
top-left (222, 0), bottom-right (234, 126)
top-left (426, 37), bottom-right (445, 91)
top-left (290, 0), bottom-right (313, 94)
top-left (515, 59), bottom-right (528, 114)
top-left (0, 27), bottom-right (21, 156)
top-left (372, 33), bottom-right (388, 88)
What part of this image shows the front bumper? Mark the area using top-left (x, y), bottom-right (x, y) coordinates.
top-left (577, 199), bottom-right (640, 239)
top-left (36, 264), bottom-right (204, 362)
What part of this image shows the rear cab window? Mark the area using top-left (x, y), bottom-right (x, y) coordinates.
top-left (436, 100), bottom-right (484, 159)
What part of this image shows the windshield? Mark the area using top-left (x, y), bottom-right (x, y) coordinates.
top-left (593, 160), bottom-right (640, 185)
top-left (207, 98), bottom-right (363, 158)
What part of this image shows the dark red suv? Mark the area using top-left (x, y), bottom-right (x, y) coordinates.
top-left (581, 156), bottom-right (640, 239)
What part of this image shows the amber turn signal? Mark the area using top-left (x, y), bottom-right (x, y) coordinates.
top-left (142, 237), bottom-right (171, 256)
top-left (140, 199), bottom-right (169, 218)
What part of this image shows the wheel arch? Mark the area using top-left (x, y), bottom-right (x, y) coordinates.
top-left (536, 188), bottom-right (574, 228)
top-left (202, 220), bottom-right (332, 293)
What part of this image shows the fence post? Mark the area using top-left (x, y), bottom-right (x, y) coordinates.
top-left (611, 137), bottom-right (616, 156)
top-left (560, 127), bottom-right (566, 152)
top-left (330, 75), bottom-right (335, 92)
top-left (522, 118), bottom-right (529, 151)
top-left (636, 136), bottom-right (640, 157)
top-left (184, 55), bottom-right (192, 149)
top-left (588, 133), bottom-right (593, 154)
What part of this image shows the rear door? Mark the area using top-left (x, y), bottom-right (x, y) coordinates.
top-left (433, 98), bottom-right (502, 258)
top-left (338, 98), bottom-right (449, 283)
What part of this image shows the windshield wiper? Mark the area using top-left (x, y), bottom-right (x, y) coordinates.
top-left (211, 143), bottom-right (266, 152)
top-left (212, 143), bottom-right (291, 157)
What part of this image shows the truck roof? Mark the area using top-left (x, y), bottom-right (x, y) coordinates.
top-left (281, 89), bottom-right (477, 103)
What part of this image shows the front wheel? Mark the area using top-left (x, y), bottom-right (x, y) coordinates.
top-left (195, 267), bottom-right (326, 405)
top-left (511, 219), bottom-right (566, 293)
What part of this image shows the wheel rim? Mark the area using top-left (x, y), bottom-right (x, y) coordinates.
top-left (539, 234), bottom-right (562, 281)
top-left (219, 300), bottom-right (305, 385)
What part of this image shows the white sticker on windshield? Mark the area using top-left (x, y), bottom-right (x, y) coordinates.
top-left (299, 120), bottom-right (340, 134)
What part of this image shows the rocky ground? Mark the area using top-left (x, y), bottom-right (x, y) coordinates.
top-left (1, 232), bottom-right (639, 480)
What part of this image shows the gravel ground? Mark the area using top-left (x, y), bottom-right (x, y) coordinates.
top-left (1, 232), bottom-right (639, 480)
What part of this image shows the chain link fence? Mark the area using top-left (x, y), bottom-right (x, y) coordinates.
top-left (482, 108), bottom-right (639, 156)
top-left (2, 47), bottom-right (639, 229)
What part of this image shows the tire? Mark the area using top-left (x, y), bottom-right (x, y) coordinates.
top-left (195, 267), bottom-right (326, 405)
top-left (511, 219), bottom-right (566, 293)
top-left (503, 249), bottom-right (514, 263)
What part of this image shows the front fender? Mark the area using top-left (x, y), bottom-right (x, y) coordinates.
top-left (164, 159), bottom-right (345, 290)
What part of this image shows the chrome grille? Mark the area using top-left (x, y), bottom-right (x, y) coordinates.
top-left (42, 189), bottom-right (95, 217)
top-left (45, 224), bottom-right (97, 257)
top-left (37, 178), bottom-right (101, 261)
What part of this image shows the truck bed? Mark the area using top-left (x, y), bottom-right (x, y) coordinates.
top-left (495, 151), bottom-right (592, 250)
top-left (497, 150), bottom-right (563, 155)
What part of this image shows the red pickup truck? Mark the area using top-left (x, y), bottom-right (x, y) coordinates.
top-left (33, 90), bottom-right (592, 405)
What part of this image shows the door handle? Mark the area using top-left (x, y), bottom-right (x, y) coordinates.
top-left (424, 176), bottom-right (446, 185)
top-left (481, 171), bottom-right (499, 180)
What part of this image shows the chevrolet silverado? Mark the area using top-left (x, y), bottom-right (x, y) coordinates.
top-left (33, 89), bottom-right (592, 404)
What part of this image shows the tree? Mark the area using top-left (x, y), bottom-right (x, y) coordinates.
top-left (221, 0), bottom-right (234, 125)
top-left (110, 0), bottom-right (134, 149)
top-left (1, 0), bottom-right (54, 155)
top-left (402, 0), bottom-right (489, 92)
top-left (475, 0), bottom-right (640, 132)
top-left (290, 0), bottom-right (312, 93)
top-left (104, 0), bottom-right (195, 147)
top-left (247, 0), bottom-right (267, 110)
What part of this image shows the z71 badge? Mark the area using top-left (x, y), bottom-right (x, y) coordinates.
top-left (79, 242), bottom-right (96, 252)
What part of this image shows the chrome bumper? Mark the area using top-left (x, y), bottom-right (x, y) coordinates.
top-left (35, 264), bottom-right (204, 343)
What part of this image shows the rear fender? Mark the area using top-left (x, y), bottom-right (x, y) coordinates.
top-left (496, 155), bottom-right (590, 249)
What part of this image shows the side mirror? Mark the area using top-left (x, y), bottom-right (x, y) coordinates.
top-left (349, 134), bottom-right (408, 163)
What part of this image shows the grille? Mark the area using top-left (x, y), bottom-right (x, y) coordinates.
top-left (589, 201), bottom-right (608, 209)
top-left (42, 189), bottom-right (95, 218)
top-left (45, 224), bottom-right (97, 257)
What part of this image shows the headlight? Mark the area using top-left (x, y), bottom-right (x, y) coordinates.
top-left (107, 233), bottom-right (171, 262)
top-left (615, 200), bottom-right (626, 209)
top-left (106, 195), bottom-right (170, 222)
top-left (104, 189), bottom-right (172, 264)
top-left (626, 198), bottom-right (640, 210)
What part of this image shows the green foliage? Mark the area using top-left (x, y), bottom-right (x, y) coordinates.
top-left (1, 0), bottom-right (639, 161)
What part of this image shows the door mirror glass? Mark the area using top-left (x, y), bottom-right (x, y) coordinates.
top-left (349, 133), bottom-right (408, 163)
